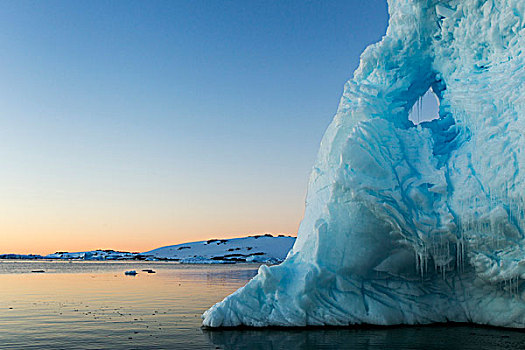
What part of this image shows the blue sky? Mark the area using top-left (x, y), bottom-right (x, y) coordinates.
top-left (0, 0), bottom-right (390, 253)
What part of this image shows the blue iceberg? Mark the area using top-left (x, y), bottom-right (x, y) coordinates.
top-left (203, 0), bottom-right (525, 328)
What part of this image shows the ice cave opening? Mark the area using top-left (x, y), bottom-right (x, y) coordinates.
top-left (408, 88), bottom-right (440, 125)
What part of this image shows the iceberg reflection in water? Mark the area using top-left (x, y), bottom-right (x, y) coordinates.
top-left (204, 326), bottom-right (525, 350)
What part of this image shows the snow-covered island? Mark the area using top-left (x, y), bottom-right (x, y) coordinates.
top-left (44, 250), bottom-right (143, 261)
top-left (0, 254), bottom-right (45, 260)
top-left (0, 234), bottom-right (296, 264)
top-left (0, 250), bottom-right (144, 261)
top-left (144, 234), bottom-right (295, 264)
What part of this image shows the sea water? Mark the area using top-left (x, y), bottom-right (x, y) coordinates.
top-left (0, 260), bottom-right (523, 349)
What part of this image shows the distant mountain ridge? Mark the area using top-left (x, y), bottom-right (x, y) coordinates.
top-left (0, 234), bottom-right (296, 264)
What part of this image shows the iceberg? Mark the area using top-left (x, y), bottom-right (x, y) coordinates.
top-left (203, 0), bottom-right (525, 328)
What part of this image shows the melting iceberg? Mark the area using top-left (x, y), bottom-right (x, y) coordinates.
top-left (203, 0), bottom-right (525, 328)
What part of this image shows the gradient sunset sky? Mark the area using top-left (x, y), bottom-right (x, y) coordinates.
top-left (1, 0), bottom-right (390, 255)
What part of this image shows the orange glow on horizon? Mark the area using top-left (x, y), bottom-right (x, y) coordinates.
top-left (0, 175), bottom-right (305, 255)
top-left (2, 218), bottom-right (301, 256)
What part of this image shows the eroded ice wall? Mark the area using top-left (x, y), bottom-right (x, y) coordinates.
top-left (203, 0), bottom-right (525, 328)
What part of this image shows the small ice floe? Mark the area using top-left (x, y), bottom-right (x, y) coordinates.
top-left (124, 270), bottom-right (138, 276)
top-left (31, 270), bottom-right (45, 273)
top-left (142, 269), bottom-right (156, 273)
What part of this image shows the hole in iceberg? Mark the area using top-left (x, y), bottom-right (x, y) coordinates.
top-left (408, 88), bottom-right (440, 125)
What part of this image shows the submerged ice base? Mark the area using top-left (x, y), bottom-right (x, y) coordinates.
top-left (203, 0), bottom-right (525, 328)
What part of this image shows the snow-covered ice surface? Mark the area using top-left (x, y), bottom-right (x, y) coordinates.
top-left (203, 0), bottom-right (525, 328)
top-left (144, 235), bottom-right (295, 264)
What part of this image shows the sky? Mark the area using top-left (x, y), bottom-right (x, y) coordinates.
top-left (0, 0), bottom-right (391, 255)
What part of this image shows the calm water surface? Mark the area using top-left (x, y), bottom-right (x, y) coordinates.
top-left (0, 260), bottom-right (524, 349)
